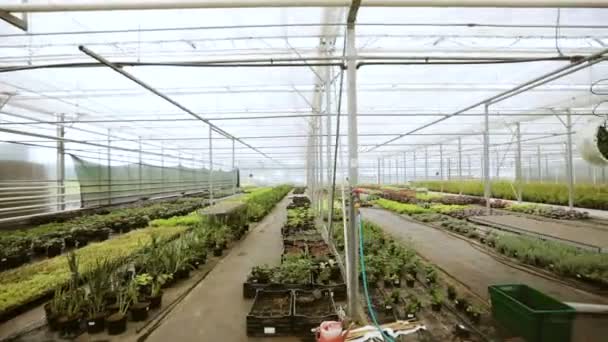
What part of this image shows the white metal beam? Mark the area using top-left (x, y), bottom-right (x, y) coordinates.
top-left (2, 0), bottom-right (608, 12)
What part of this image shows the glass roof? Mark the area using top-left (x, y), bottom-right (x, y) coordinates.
top-left (0, 5), bottom-right (607, 184)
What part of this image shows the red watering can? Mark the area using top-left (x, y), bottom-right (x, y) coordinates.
top-left (315, 321), bottom-right (348, 342)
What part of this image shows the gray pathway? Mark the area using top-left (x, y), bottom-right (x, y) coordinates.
top-left (146, 196), bottom-right (300, 342)
top-left (361, 207), bottom-right (607, 304)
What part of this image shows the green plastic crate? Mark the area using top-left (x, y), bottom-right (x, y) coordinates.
top-left (489, 284), bottom-right (575, 342)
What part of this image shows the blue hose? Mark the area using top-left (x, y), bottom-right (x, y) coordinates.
top-left (357, 213), bottom-right (396, 342)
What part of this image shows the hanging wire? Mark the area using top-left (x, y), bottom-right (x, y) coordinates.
top-left (327, 31), bottom-right (347, 241)
top-left (590, 76), bottom-right (608, 120)
top-left (555, 8), bottom-right (564, 57)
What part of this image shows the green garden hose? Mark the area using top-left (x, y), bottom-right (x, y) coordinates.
top-left (357, 212), bottom-right (395, 342)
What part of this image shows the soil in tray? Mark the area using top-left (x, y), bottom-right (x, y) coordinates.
top-left (295, 292), bottom-right (335, 317)
top-left (250, 295), bottom-right (291, 317)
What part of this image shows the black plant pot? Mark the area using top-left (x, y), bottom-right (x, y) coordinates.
top-left (106, 313), bottom-right (127, 335)
top-left (33, 245), bottom-right (47, 256)
top-left (175, 268), bottom-right (190, 280)
top-left (46, 245), bottom-right (62, 258)
top-left (86, 314), bottom-right (106, 334)
top-left (58, 315), bottom-right (82, 338)
top-left (384, 305), bottom-right (393, 315)
top-left (431, 303), bottom-right (442, 312)
top-left (121, 226), bottom-right (132, 233)
top-left (98, 229), bottom-right (111, 241)
top-left (469, 313), bottom-right (481, 324)
top-left (213, 247), bottom-right (223, 257)
top-left (406, 279), bottom-right (415, 288)
top-left (44, 303), bottom-right (60, 331)
top-left (76, 238), bottom-right (89, 248)
top-left (130, 302), bottom-right (150, 322)
top-left (455, 300), bottom-right (466, 311)
top-left (149, 293), bottom-right (163, 309)
top-left (448, 292), bottom-right (457, 301)
top-left (64, 236), bottom-right (76, 248)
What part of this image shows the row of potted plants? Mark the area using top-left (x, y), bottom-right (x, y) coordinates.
top-left (504, 203), bottom-right (590, 220)
top-left (40, 185), bottom-right (293, 337)
top-left (242, 185), bottom-right (292, 221)
top-left (332, 220), bottom-right (484, 327)
top-left (413, 180), bottom-right (608, 211)
top-left (386, 204), bottom-right (608, 289)
top-left (0, 197), bottom-right (206, 272)
top-left (0, 224), bottom-right (189, 321)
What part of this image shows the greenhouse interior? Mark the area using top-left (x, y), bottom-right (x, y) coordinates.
top-left (0, 1), bottom-right (608, 342)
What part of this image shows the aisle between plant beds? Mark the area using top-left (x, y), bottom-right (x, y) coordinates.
top-left (0, 186), bottom-right (292, 341)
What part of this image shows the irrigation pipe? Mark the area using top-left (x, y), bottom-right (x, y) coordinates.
top-left (357, 212), bottom-right (396, 342)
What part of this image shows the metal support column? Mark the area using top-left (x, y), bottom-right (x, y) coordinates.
top-left (565, 111), bottom-right (574, 209)
top-left (56, 113), bottom-right (65, 211)
top-left (424, 146), bottom-right (429, 180)
top-left (208, 125), bottom-right (214, 204)
top-left (138, 137), bottom-right (143, 195)
top-left (515, 123), bottom-right (523, 202)
top-left (495, 150), bottom-right (500, 179)
top-left (388, 159), bottom-right (392, 184)
top-left (457, 137), bottom-right (462, 178)
top-left (318, 98), bottom-right (324, 215)
top-left (439, 144), bottom-right (444, 180)
top-left (412, 150), bottom-right (417, 180)
top-left (107, 129), bottom-right (112, 205)
top-left (232, 138), bottom-right (236, 194)
top-left (545, 154), bottom-right (550, 183)
top-left (483, 104), bottom-right (491, 212)
top-left (403, 152), bottom-right (407, 183)
top-left (345, 23), bottom-right (360, 319)
top-left (325, 60), bottom-right (332, 190)
top-left (376, 158), bottom-right (380, 184)
top-left (447, 158), bottom-right (451, 180)
top-left (537, 145), bottom-right (542, 182)
top-left (160, 142), bottom-right (165, 194)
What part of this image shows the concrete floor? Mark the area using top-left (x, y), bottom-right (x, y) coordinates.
top-left (361, 207), bottom-right (607, 305)
top-left (145, 195), bottom-right (301, 342)
top-left (472, 215), bottom-right (608, 249)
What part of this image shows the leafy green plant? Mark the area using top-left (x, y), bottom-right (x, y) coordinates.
top-left (412, 180), bottom-right (608, 211)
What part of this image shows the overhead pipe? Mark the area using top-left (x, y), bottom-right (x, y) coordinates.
top-left (78, 45), bottom-right (279, 164)
top-left (2, 0), bottom-right (608, 12)
top-left (365, 47), bottom-right (608, 152)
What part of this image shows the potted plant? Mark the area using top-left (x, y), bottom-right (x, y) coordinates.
top-left (466, 305), bottom-right (482, 324)
top-left (316, 265), bottom-right (332, 285)
top-left (447, 284), bottom-right (457, 300)
top-left (128, 279), bottom-right (150, 322)
top-left (249, 265), bottom-right (272, 284)
top-left (382, 295), bottom-right (394, 315)
top-left (149, 274), bottom-right (169, 309)
top-left (32, 238), bottom-right (47, 256)
top-left (405, 274), bottom-right (415, 288)
top-left (430, 289), bottom-right (443, 312)
top-left (455, 296), bottom-right (469, 311)
top-left (57, 287), bottom-right (85, 338)
top-left (46, 238), bottom-right (63, 258)
top-left (390, 289), bottom-right (400, 304)
top-left (405, 296), bottom-right (421, 318)
top-left (85, 259), bottom-right (112, 334)
top-left (106, 287), bottom-right (129, 335)
top-left (44, 287), bottom-right (65, 331)
top-left (424, 265), bottom-right (437, 284)
top-left (134, 273), bottom-right (153, 297)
